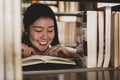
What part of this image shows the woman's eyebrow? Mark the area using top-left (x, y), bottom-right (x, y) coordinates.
top-left (32, 26), bottom-right (42, 28)
top-left (32, 26), bottom-right (54, 28)
top-left (48, 26), bottom-right (54, 28)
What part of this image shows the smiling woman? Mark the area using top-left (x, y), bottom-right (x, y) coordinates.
top-left (29, 17), bottom-right (55, 51)
top-left (22, 3), bottom-right (76, 58)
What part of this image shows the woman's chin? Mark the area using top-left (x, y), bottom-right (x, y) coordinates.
top-left (39, 47), bottom-right (48, 52)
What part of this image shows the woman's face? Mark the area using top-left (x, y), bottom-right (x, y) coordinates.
top-left (28, 17), bottom-right (55, 51)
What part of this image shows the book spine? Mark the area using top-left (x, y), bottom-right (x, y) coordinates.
top-left (97, 11), bottom-right (104, 67)
top-left (58, 1), bottom-right (65, 13)
top-left (111, 12), bottom-right (119, 68)
top-left (0, 0), bottom-right (4, 80)
top-left (119, 12), bottom-right (120, 67)
top-left (110, 12), bottom-right (115, 68)
top-left (87, 11), bottom-right (97, 68)
top-left (4, 0), bottom-right (15, 79)
top-left (103, 6), bottom-right (112, 67)
top-left (57, 21), bottom-right (77, 47)
top-left (2, 0), bottom-right (22, 80)
top-left (13, 1), bottom-right (22, 80)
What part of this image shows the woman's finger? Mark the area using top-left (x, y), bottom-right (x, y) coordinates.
top-left (22, 44), bottom-right (33, 57)
top-left (43, 45), bottom-right (60, 55)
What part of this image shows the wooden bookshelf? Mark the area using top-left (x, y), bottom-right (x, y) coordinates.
top-left (21, 1), bottom-right (120, 80)
top-left (23, 68), bottom-right (120, 80)
top-left (35, 0), bottom-right (120, 3)
top-left (1, 0), bottom-right (120, 80)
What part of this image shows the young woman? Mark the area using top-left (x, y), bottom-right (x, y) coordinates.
top-left (22, 3), bottom-right (76, 58)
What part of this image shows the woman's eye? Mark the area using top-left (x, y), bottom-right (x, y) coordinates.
top-left (34, 30), bottom-right (42, 32)
top-left (48, 27), bottom-right (54, 32)
top-left (48, 30), bottom-right (54, 32)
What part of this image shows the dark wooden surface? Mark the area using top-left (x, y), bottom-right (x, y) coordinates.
top-left (23, 68), bottom-right (120, 80)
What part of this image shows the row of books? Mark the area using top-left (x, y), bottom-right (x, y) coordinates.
top-left (57, 21), bottom-right (77, 47)
top-left (110, 11), bottom-right (120, 68)
top-left (76, 10), bottom-right (98, 68)
top-left (79, 9), bottom-right (112, 68)
top-left (58, 1), bottom-right (80, 13)
top-left (76, 5), bottom-right (120, 68)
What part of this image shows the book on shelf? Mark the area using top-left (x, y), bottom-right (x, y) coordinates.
top-left (110, 12), bottom-right (119, 68)
top-left (76, 8), bottom-right (114, 68)
top-left (22, 55), bottom-right (76, 71)
top-left (97, 7), bottom-right (113, 68)
top-left (57, 21), bottom-right (76, 47)
top-left (97, 11), bottom-right (104, 67)
top-left (119, 12), bottom-right (120, 68)
top-left (22, 55), bottom-right (76, 67)
top-left (102, 6), bottom-right (112, 68)
top-left (112, 5), bottom-right (120, 68)
top-left (76, 10), bottom-right (98, 68)
top-left (86, 11), bottom-right (98, 68)
top-left (58, 1), bottom-right (80, 13)
top-left (76, 16), bottom-right (87, 68)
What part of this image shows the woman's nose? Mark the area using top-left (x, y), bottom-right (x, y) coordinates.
top-left (42, 31), bottom-right (48, 39)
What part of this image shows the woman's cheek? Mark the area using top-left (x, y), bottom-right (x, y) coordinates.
top-left (49, 32), bottom-right (55, 39)
top-left (30, 32), bottom-right (40, 40)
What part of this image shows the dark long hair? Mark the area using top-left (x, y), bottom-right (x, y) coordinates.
top-left (22, 3), bottom-right (59, 46)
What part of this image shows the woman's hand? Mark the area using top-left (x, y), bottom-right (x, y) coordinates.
top-left (21, 43), bottom-right (36, 57)
top-left (43, 45), bottom-right (76, 58)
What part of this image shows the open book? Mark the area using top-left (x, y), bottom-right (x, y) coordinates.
top-left (22, 55), bottom-right (76, 66)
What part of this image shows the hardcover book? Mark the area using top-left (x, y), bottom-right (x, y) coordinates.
top-left (22, 55), bottom-right (76, 66)
top-left (22, 55), bottom-right (76, 71)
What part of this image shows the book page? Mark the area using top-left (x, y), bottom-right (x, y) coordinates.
top-left (22, 55), bottom-right (76, 66)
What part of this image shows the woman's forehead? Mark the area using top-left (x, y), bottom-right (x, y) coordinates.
top-left (33, 17), bottom-right (54, 25)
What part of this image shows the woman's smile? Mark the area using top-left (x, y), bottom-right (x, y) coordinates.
top-left (38, 41), bottom-right (48, 46)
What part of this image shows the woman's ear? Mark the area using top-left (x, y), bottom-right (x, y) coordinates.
top-left (22, 24), bottom-right (28, 35)
top-left (24, 31), bottom-right (28, 35)
top-left (22, 24), bottom-right (25, 32)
